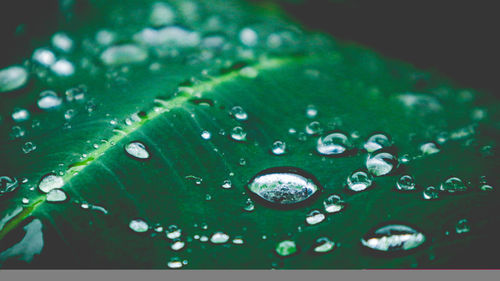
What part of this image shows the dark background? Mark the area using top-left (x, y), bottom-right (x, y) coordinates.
top-left (1, 0), bottom-right (498, 94)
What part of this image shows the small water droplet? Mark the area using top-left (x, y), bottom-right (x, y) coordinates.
top-left (419, 142), bottom-right (441, 155)
top-left (396, 175), bottom-right (416, 191)
top-left (0, 65), bottom-right (28, 92)
top-left (149, 2), bottom-right (175, 27)
top-left (323, 194), bottom-right (345, 213)
top-left (230, 126), bottom-right (247, 141)
top-left (46, 189), bottom-right (68, 203)
top-left (171, 240), bottom-right (185, 251)
top-left (479, 184), bottom-right (494, 192)
top-left (366, 151), bottom-right (398, 176)
top-left (37, 90), bottom-right (62, 110)
top-left (364, 133), bottom-right (392, 153)
top-left (346, 170), bottom-right (373, 192)
top-left (166, 225), bottom-right (181, 239)
top-left (0, 176), bottom-right (19, 196)
top-left (243, 198), bottom-right (255, 212)
top-left (64, 109), bottom-right (76, 120)
top-left (306, 210), bottom-right (325, 225)
top-left (100, 44), bottom-right (148, 66)
top-left (271, 140), bottom-right (286, 155)
top-left (275, 240), bottom-right (297, 257)
top-left (247, 167), bottom-right (321, 207)
top-left (10, 125), bottom-right (26, 139)
top-left (65, 85), bottom-right (86, 102)
top-left (124, 141), bottom-right (150, 160)
top-left (239, 28), bottom-right (258, 47)
top-left (239, 67), bottom-right (258, 78)
top-left (455, 219), bottom-right (471, 234)
top-left (129, 218), bottom-right (149, 233)
top-left (221, 179), bottom-right (232, 189)
top-left (232, 237), bottom-right (244, 245)
top-left (312, 237), bottom-right (336, 254)
top-left (210, 232), bottom-right (229, 244)
top-left (50, 59), bottom-right (75, 76)
top-left (305, 121), bottom-right (321, 135)
top-left (201, 130), bottom-right (211, 140)
top-left (316, 131), bottom-right (352, 156)
top-left (32, 48), bottom-right (56, 66)
top-left (22, 198), bottom-right (29, 204)
top-left (11, 108), bottom-right (30, 122)
top-left (361, 224), bottom-right (426, 253)
top-left (440, 177), bottom-right (467, 193)
top-left (51, 32), bottom-right (73, 53)
top-left (167, 258), bottom-right (183, 269)
top-left (423, 186), bottom-right (440, 200)
top-left (306, 105), bottom-right (318, 118)
top-left (230, 106), bottom-right (248, 121)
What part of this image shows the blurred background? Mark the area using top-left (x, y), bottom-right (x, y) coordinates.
top-left (1, 0), bottom-right (498, 93)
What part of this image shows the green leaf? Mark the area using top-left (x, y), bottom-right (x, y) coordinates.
top-left (0, 0), bottom-right (498, 269)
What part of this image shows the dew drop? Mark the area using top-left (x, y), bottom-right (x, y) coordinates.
top-left (95, 29), bottom-right (116, 46)
top-left (479, 184), bottom-right (493, 192)
top-left (0, 176), bottom-right (19, 196)
top-left (230, 126), bottom-right (246, 141)
top-left (396, 175), bottom-right (416, 191)
top-left (221, 179), bottom-right (232, 189)
top-left (166, 225), bottom-right (181, 239)
top-left (423, 186), bottom-right (439, 200)
top-left (129, 219), bottom-right (149, 233)
top-left (46, 189), bottom-right (67, 203)
top-left (32, 48), bottom-right (56, 66)
top-left (230, 106), bottom-right (248, 121)
top-left (312, 237), bottom-right (336, 254)
top-left (38, 174), bottom-right (64, 193)
top-left (243, 198), bottom-right (255, 212)
top-left (361, 224), bottom-right (426, 253)
top-left (440, 177), bottom-right (467, 193)
top-left (0, 66), bottom-right (28, 92)
top-left (271, 140), bottom-right (286, 155)
top-left (239, 28), bottom-right (258, 47)
top-left (134, 26), bottom-right (200, 48)
top-left (323, 194), bottom-right (345, 213)
top-left (239, 67), bottom-right (258, 78)
top-left (210, 232), bottom-right (229, 244)
top-left (232, 237), bottom-right (244, 245)
top-left (124, 141), bottom-right (150, 160)
top-left (306, 210), bottom-right (325, 225)
top-left (201, 130), bottom-right (211, 140)
top-left (346, 170), bottom-right (373, 192)
top-left (22, 142), bottom-right (37, 154)
top-left (455, 219), bottom-right (470, 234)
top-left (149, 2), bottom-right (175, 27)
top-left (50, 59), bottom-right (75, 76)
top-left (171, 241), bottom-right (185, 251)
top-left (419, 142), bottom-right (440, 155)
top-left (316, 131), bottom-right (352, 156)
top-left (100, 44), bottom-right (148, 66)
top-left (275, 240), bottom-right (297, 257)
top-left (37, 90), bottom-right (62, 110)
top-left (11, 108), bottom-right (30, 122)
top-left (22, 198), bottom-right (29, 204)
top-left (247, 167), bottom-right (321, 207)
top-left (51, 32), bottom-right (74, 53)
top-left (364, 133), bottom-right (392, 153)
top-left (366, 151), bottom-right (398, 176)
top-left (305, 121), bottom-right (321, 135)
top-left (306, 104), bottom-right (318, 118)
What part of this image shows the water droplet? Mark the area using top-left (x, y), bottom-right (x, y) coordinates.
top-left (0, 66), bottom-right (28, 92)
top-left (230, 106), bottom-right (248, 121)
top-left (316, 131), bottom-right (352, 156)
top-left (64, 109), bottom-right (76, 120)
top-left (479, 184), bottom-right (494, 192)
top-left (361, 224), bottom-right (426, 253)
top-left (247, 167), bottom-right (321, 207)
top-left (239, 28), bottom-right (258, 47)
top-left (396, 175), bottom-right (416, 191)
top-left (323, 194), bottom-right (345, 213)
top-left (65, 85), bottom-right (86, 102)
top-left (199, 236), bottom-right (208, 242)
top-left (32, 48), bottom-right (56, 66)
top-left (364, 133), bottom-right (392, 153)
top-left (366, 151), bottom-right (398, 176)
top-left (100, 44), bottom-right (148, 66)
top-left (22, 142), bottom-right (37, 154)
top-left (46, 189), bottom-right (67, 203)
top-left (232, 237), bottom-right (244, 245)
top-left (38, 173), bottom-right (64, 193)
top-left (455, 219), bottom-right (471, 234)
top-left (171, 240), bottom-right (185, 251)
top-left (166, 225), bottom-right (181, 239)
top-left (50, 59), bottom-right (75, 76)
top-left (230, 126), bottom-right (247, 141)
top-left (95, 29), bottom-right (116, 46)
top-left (22, 198), bottom-right (29, 204)
top-left (419, 142), bottom-right (440, 155)
top-left (305, 121), bottom-right (321, 135)
top-left (51, 32), bottom-right (74, 53)
top-left (124, 141), bottom-right (150, 160)
top-left (134, 26), bottom-right (200, 48)
top-left (346, 170), bottom-right (373, 192)
top-left (306, 105), bottom-right (318, 118)
top-left (11, 108), bottom-right (30, 122)
top-left (10, 125), bottom-right (26, 139)
top-left (275, 240), bottom-right (297, 257)
top-left (167, 258), bottom-right (183, 269)
top-left (312, 237), bottom-right (336, 254)
top-left (306, 210), bottom-right (325, 225)
top-left (201, 130), bottom-right (211, 140)
top-left (210, 232), bottom-right (229, 244)
top-left (440, 177), bottom-right (467, 193)
top-left (37, 90), bottom-right (62, 110)
top-left (243, 198), bottom-right (255, 212)
top-left (221, 179), bottom-right (232, 189)
top-left (423, 186), bottom-right (439, 200)
top-left (149, 2), bottom-right (175, 27)
top-left (129, 219), bottom-right (149, 233)
top-left (0, 176), bottom-right (19, 196)
top-left (271, 140), bottom-right (286, 155)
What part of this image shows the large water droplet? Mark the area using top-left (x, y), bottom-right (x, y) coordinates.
top-left (32, 48), bottom-right (56, 66)
top-left (230, 126), bottom-right (247, 141)
top-left (247, 167), bottom-right (321, 207)
top-left (306, 210), bottom-right (325, 225)
top-left (46, 189), bottom-right (68, 203)
top-left (50, 59), bottom-right (75, 76)
top-left (440, 177), bottom-right (467, 193)
top-left (100, 44), bottom-right (148, 66)
top-left (38, 173), bottom-right (64, 193)
top-left (323, 194), bottom-right (345, 213)
top-left (210, 232), bottom-right (229, 244)
top-left (346, 170), bottom-right (373, 192)
top-left (275, 240), bottom-right (297, 257)
top-left (129, 219), bottom-right (149, 233)
top-left (37, 90), bottom-right (62, 110)
top-left (0, 176), bottom-right (19, 196)
top-left (316, 131), bottom-right (352, 156)
top-left (311, 237), bottom-right (336, 254)
top-left (366, 151), bottom-right (398, 176)
top-left (363, 133), bottom-right (392, 153)
top-left (396, 175), bottom-right (416, 191)
top-left (230, 106), bottom-right (248, 121)
top-left (124, 141), bottom-right (150, 160)
top-left (0, 66), bottom-right (28, 92)
top-left (361, 224), bottom-right (426, 253)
